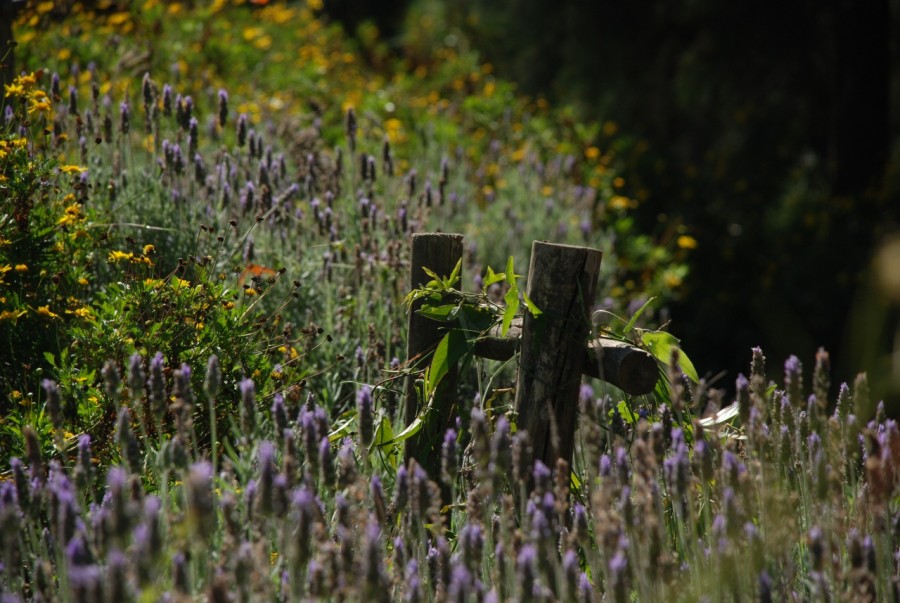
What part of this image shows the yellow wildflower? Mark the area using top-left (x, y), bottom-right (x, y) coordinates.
top-left (35, 305), bottom-right (60, 319)
top-left (143, 244), bottom-right (155, 255)
top-left (73, 307), bottom-right (94, 320)
top-left (4, 83), bottom-right (24, 97)
top-left (664, 270), bottom-right (683, 288)
top-left (0, 310), bottom-right (27, 321)
top-left (585, 146), bottom-right (600, 160)
top-left (609, 196), bottom-right (632, 211)
top-left (14, 264), bottom-right (27, 273)
top-left (78, 277), bottom-right (89, 286)
top-left (58, 204), bottom-right (84, 226)
top-left (677, 235), bottom-right (698, 250)
top-left (244, 287), bottom-right (258, 296)
top-left (60, 164), bottom-right (87, 174)
top-left (108, 250), bottom-right (134, 263)
top-left (28, 98), bottom-right (52, 117)
top-left (16, 73), bottom-right (37, 88)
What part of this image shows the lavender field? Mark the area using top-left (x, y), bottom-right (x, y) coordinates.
top-left (1, 2), bottom-right (897, 601)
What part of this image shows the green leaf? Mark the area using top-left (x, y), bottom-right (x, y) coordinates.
top-left (616, 400), bottom-right (637, 425)
top-left (483, 266), bottom-right (506, 287)
top-left (327, 416), bottom-right (355, 442)
top-left (373, 415), bottom-right (395, 447)
top-left (501, 285), bottom-right (520, 336)
top-left (458, 304), bottom-right (495, 335)
top-left (421, 266), bottom-right (441, 282)
top-left (444, 258), bottom-right (462, 288)
top-left (641, 330), bottom-right (700, 383)
top-left (505, 256), bottom-right (516, 288)
top-left (426, 329), bottom-right (468, 395)
top-left (623, 296), bottom-right (656, 334)
top-left (416, 303), bottom-right (459, 322)
top-left (393, 416), bottom-right (423, 442)
top-left (522, 291), bottom-right (542, 318)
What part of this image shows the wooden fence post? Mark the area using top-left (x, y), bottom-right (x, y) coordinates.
top-left (1, 1), bottom-right (27, 89)
top-left (514, 241), bottom-right (602, 470)
top-left (403, 232), bottom-right (464, 479)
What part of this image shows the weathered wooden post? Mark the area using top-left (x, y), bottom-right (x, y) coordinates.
top-left (404, 232), bottom-right (463, 479)
top-left (1, 1), bottom-right (26, 89)
top-left (514, 241), bottom-right (602, 470)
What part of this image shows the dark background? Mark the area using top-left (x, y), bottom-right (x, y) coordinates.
top-left (322, 0), bottom-right (900, 408)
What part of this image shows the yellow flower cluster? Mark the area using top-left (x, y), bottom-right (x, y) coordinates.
top-left (107, 250), bottom-right (154, 267)
top-left (3, 72), bottom-right (52, 120)
top-left (0, 137), bottom-right (27, 161)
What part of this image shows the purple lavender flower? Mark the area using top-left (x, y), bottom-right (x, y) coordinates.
top-left (371, 475), bottom-right (387, 525)
top-left (217, 89), bottom-right (228, 127)
top-left (102, 360), bottom-right (121, 402)
top-left (41, 379), bottom-right (63, 433)
top-left (393, 465), bottom-right (409, 511)
top-left (202, 354), bottom-right (221, 399)
top-left (23, 426), bottom-right (43, 481)
top-left (106, 548), bottom-right (130, 602)
top-left (188, 116), bottom-right (199, 155)
top-left (240, 378), bottom-right (257, 435)
top-left (178, 95), bottom-right (193, 130)
top-left (563, 549), bottom-right (579, 599)
top-left (103, 467), bottom-right (134, 546)
top-left (750, 347), bottom-right (766, 378)
top-left (517, 544), bottom-right (538, 600)
top-left (459, 523), bottom-right (484, 571)
top-left (236, 113), bottom-right (248, 147)
top-left (186, 462), bottom-right (216, 539)
top-left (693, 437), bottom-right (714, 482)
top-left (337, 438), bottom-right (357, 488)
top-left (172, 550), bottom-right (190, 594)
top-left (172, 142), bottom-right (185, 174)
top-left (608, 543), bottom-right (631, 603)
top-left (404, 558), bottom-right (422, 603)
top-left (256, 441), bottom-right (277, 516)
top-left (69, 85), bottom-right (79, 116)
top-left (316, 436), bottom-right (334, 487)
top-left (148, 352), bottom-right (166, 419)
top-left (127, 353), bottom-right (145, 402)
top-left (162, 84), bottom-right (173, 116)
top-left (441, 428), bottom-right (458, 485)
top-left (490, 415), bottom-right (511, 478)
top-left (0, 482), bottom-right (21, 559)
top-left (9, 458), bottom-right (30, 512)
top-left (357, 384), bottom-right (374, 449)
top-left (784, 355), bottom-right (803, 406)
top-left (664, 430), bottom-right (690, 499)
top-left (345, 107), bottom-right (357, 151)
top-left (447, 561), bottom-right (475, 602)
top-left (362, 521), bottom-right (389, 599)
top-left (193, 152), bottom-right (206, 183)
top-left (523, 458), bottom-right (548, 497)
top-left (133, 496), bottom-right (163, 576)
top-left (119, 100), bottom-right (130, 135)
top-left (66, 535), bottom-right (102, 600)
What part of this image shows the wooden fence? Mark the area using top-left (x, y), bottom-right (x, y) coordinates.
top-left (402, 232), bottom-right (658, 481)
